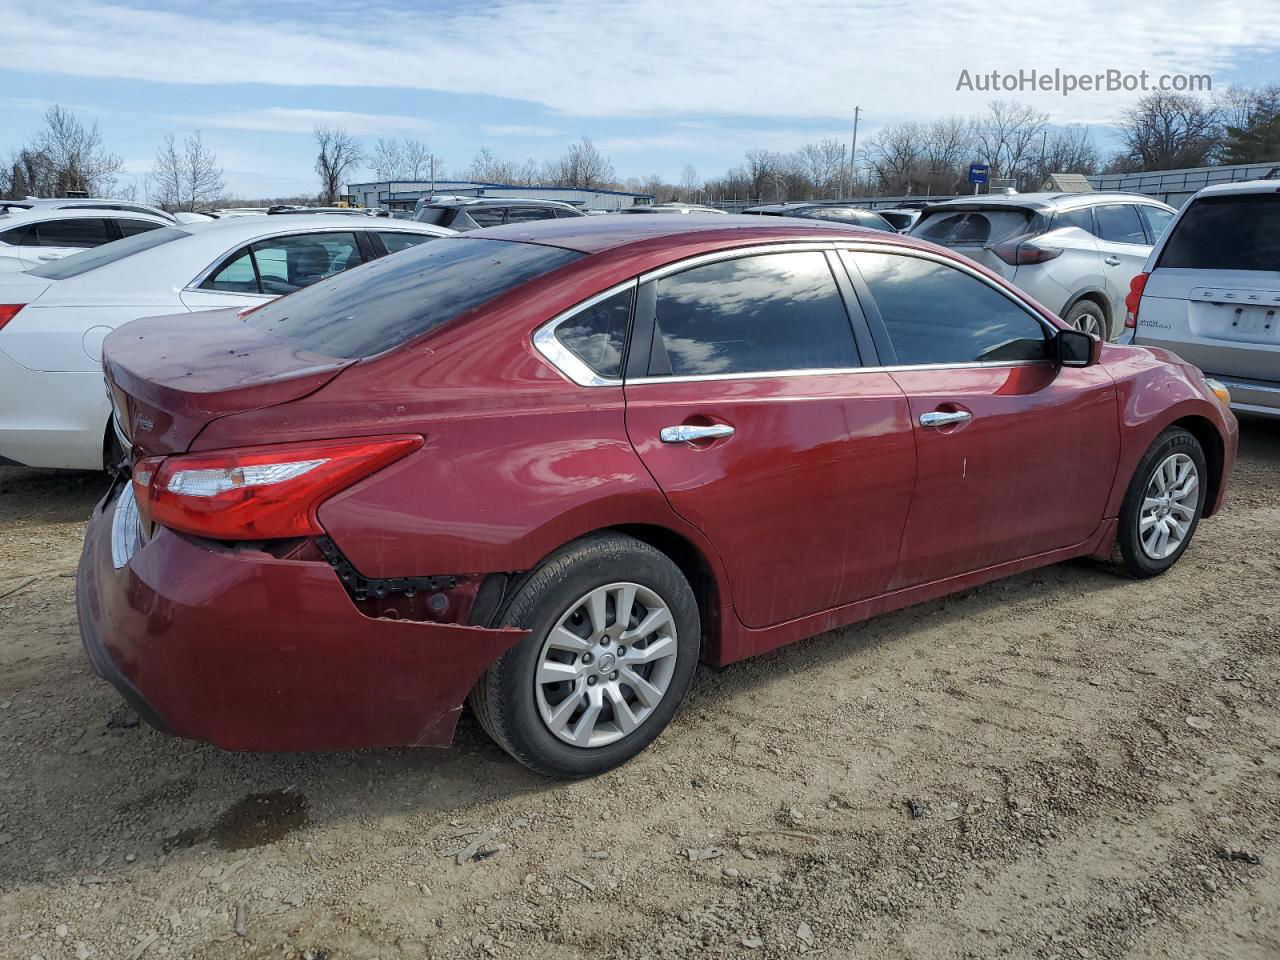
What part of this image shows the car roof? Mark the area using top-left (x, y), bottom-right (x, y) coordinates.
top-left (425, 197), bottom-right (579, 210)
top-left (1193, 178), bottom-right (1280, 198)
top-left (0, 206), bottom-right (172, 225)
top-left (457, 212), bottom-right (920, 255)
top-left (923, 191), bottom-right (1170, 212)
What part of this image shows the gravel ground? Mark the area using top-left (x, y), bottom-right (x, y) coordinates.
top-left (1, 421), bottom-right (1278, 960)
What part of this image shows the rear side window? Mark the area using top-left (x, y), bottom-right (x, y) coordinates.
top-left (1095, 205), bottom-right (1147, 244)
top-left (0, 224), bottom-right (28, 246)
top-left (28, 227), bottom-right (190, 279)
top-left (253, 232), bottom-right (361, 294)
top-left (1158, 194), bottom-right (1280, 272)
top-left (467, 207), bottom-right (506, 227)
top-left (645, 251), bottom-right (858, 377)
top-left (378, 231), bottom-right (434, 254)
top-left (32, 217), bottom-right (111, 247)
top-left (853, 252), bottom-right (1052, 365)
top-left (555, 287), bottom-right (634, 379)
top-left (244, 237), bottom-right (581, 359)
top-left (506, 206), bottom-right (556, 223)
top-left (913, 210), bottom-right (1031, 245)
top-left (554, 207), bottom-right (584, 218)
top-left (1054, 207), bottom-right (1095, 233)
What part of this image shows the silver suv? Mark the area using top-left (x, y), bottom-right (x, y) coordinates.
top-left (909, 192), bottom-right (1176, 340)
top-left (1131, 179), bottom-right (1280, 419)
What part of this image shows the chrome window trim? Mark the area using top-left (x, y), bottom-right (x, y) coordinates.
top-left (531, 279), bottom-right (637, 387)
top-left (626, 359), bottom-right (1054, 386)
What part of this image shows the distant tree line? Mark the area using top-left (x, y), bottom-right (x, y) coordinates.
top-left (6, 86), bottom-right (1280, 208)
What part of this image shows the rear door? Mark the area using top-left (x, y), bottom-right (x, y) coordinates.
top-left (620, 246), bottom-right (916, 628)
top-left (1137, 191), bottom-right (1280, 384)
top-left (1094, 203), bottom-right (1152, 316)
top-left (845, 248), bottom-right (1118, 588)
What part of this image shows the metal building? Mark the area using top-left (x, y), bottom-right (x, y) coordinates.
top-left (346, 180), bottom-right (655, 214)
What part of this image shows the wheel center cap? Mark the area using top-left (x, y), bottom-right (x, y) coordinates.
top-left (597, 653), bottom-right (616, 672)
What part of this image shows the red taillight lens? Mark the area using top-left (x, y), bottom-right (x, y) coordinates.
top-left (991, 240), bottom-right (1062, 266)
top-left (0, 304), bottom-right (26, 331)
top-left (134, 436), bottom-right (422, 540)
top-left (1125, 272), bottom-right (1150, 329)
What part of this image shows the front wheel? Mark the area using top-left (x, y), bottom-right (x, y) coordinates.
top-left (1111, 427), bottom-right (1208, 578)
top-left (1064, 300), bottom-right (1108, 340)
top-left (469, 533), bottom-right (700, 777)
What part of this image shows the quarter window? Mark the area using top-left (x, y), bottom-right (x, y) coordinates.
top-left (1055, 207), bottom-right (1095, 234)
top-left (645, 251), bottom-right (858, 377)
top-left (852, 252), bottom-right (1052, 365)
top-left (1095, 205), bottom-right (1148, 244)
top-left (555, 287), bottom-right (634, 379)
top-left (378, 231), bottom-right (434, 254)
top-left (117, 219), bottom-right (163, 237)
top-left (1138, 206), bottom-right (1174, 241)
top-left (203, 248), bottom-right (258, 293)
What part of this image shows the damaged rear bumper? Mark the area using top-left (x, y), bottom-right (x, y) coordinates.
top-left (76, 485), bottom-right (525, 751)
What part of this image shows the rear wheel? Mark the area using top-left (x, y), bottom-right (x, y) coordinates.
top-left (1110, 427), bottom-right (1207, 578)
top-left (1064, 300), bottom-right (1107, 340)
top-left (469, 533), bottom-right (700, 777)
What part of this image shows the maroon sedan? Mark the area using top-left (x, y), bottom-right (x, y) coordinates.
top-left (77, 215), bottom-right (1237, 777)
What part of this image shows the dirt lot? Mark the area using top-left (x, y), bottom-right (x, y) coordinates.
top-left (1, 422), bottom-right (1278, 960)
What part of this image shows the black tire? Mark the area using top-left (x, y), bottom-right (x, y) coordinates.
top-left (1064, 300), bottom-right (1108, 340)
top-left (469, 533), bottom-right (700, 778)
top-left (1110, 427), bottom-right (1208, 578)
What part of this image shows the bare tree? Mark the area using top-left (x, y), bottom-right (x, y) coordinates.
top-left (544, 138), bottom-right (615, 189)
top-left (370, 138), bottom-right (405, 181)
top-left (796, 139), bottom-right (845, 198)
top-left (468, 147), bottom-right (518, 184)
top-left (372, 138), bottom-right (440, 181)
top-left (1114, 93), bottom-right (1222, 171)
top-left (1035, 126), bottom-right (1099, 183)
top-left (742, 149), bottom-right (780, 200)
top-left (862, 123), bottom-right (927, 194)
top-left (679, 164), bottom-right (701, 202)
top-left (973, 101), bottom-right (1049, 188)
top-left (148, 131), bottom-right (225, 212)
top-left (1, 105), bottom-right (123, 198)
top-left (313, 126), bottom-right (363, 204)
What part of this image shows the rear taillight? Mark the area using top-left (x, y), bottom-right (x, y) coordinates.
top-left (0, 304), bottom-right (26, 331)
top-left (1125, 272), bottom-right (1150, 329)
top-left (990, 239), bottom-right (1062, 266)
top-left (131, 435), bottom-right (422, 540)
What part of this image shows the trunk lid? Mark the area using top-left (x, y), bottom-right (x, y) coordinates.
top-left (103, 307), bottom-right (354, 457)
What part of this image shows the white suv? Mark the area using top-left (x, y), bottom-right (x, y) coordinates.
top-left (910, 192), bottom-right (1177, 340)
top-left (1129, 179), bottom-right (1280, 419)
top-left (0, 203), bottom-right (174, 272)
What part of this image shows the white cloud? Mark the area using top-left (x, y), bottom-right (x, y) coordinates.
top-left (6, 0), bottom-right (1280, 125)
top-left (175, 108), bottom-right (436, 135)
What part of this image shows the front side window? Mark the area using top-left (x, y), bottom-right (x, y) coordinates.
top-left (1157, 194), bottom-right (1280, 272)
top-left (1095, 205), bottom-right (1148, 244)
top-left (853, 252), bottom-right (1052, 365)
top-left (1139, 206), bottom-right (1175, 241)
top-left (243, 237), bottom-right (581, 359)
top-left (32, 218), bottom-right (112, 247)
top-left (645, 251), bottom-right (858, 377)
top-left (554, 287), bottom-right (634, 379)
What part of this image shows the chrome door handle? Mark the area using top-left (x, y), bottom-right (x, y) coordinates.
top-left (660, 424), bottom-right (735, 443)
top-left (919, 410), bottom-right (972, 428)
top-left (1104, 256), bottom-right (1121, 266)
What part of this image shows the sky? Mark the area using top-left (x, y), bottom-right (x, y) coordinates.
top-left (3, 0), bottom-right (1280, 198)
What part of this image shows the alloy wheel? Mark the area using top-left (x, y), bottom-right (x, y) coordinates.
top-left (534, 582), bottom-right (679, 748)
top-left (1139, 453), bottom-right (1199, 560)
top-left (1072, 312), bottom-right (1104, 338)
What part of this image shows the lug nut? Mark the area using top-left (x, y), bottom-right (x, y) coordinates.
top-left (587, 676), bottom-right (598, 686)
top-left (616, 645), bottom-right (626, 657)
top-left (609, 671), bottom-right (619, 681)
top-left (582, 653), bottom-right (593, 665)
top-left (600, 637), bottom-right (611, 647)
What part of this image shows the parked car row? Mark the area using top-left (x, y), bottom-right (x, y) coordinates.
top-left (66, 210), bottom-right (1237, 777)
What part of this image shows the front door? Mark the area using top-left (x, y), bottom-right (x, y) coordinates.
top-left (845, 249), bottom-right (1119, 589)
top-left (622, 248), bottom-right (917, 628)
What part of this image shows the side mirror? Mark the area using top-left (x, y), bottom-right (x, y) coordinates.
top-left (1057, 328), bottom-right (1100, 367)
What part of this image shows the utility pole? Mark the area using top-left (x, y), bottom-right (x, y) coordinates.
top-left (847, 106), bottom-right (861, 200)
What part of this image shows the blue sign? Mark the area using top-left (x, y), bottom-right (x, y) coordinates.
top-left (968, 163), bottom-right (990, 184)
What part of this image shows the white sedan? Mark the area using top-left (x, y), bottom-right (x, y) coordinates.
top-left (0, 204), bottom-right (174, 273)
top-left (0, 214), bottom-right (453, 470)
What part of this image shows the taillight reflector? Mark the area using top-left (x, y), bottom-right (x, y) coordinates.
top-left (132, 435), bottom-right (422, 540)
top-left (0, 304), bottom-right (26, 331)
top-left (1125, 272), bottom-right (1150, 329)
top-left (991, 240), bottom-right (1062, 266)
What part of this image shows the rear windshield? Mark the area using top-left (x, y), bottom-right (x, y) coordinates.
top-left (414, 207), bottom-right (450, 226)
top-left (28, 226), bottom-right (190, 279)
top-left (912, 210), bottom-right (1032, 245)
top-left (1157, 193), bottom-right (1280, 272)
top-left (244, 237), bottom-right (582, 359)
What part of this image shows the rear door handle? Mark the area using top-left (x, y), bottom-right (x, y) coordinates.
top-left (919, 410), bottom-right (972, 428)
top-left (660, 424), bottom-right (735, 443)
top-left (1104, 256), bottom-right (1121, 266)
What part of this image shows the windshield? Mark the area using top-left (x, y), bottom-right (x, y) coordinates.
top-left (244, 236), bottom-right (582, 359)
top-left (28, 227), bottom-right (190, 280)
top-left (1158, 194), bottom-right (1280, 272)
